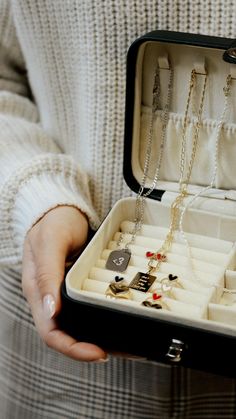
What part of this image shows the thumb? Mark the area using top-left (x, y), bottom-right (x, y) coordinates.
top-left (27, 206), bottom-right (89, 320)
top-left (32, 234), bottom-right (68, 319)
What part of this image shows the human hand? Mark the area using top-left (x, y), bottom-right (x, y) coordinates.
top-left (22, 205), bottom-right (107, 362)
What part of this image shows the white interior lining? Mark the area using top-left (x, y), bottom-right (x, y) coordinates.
top-left (131, 41), bottom-right (236, 192)
top-left (66, 197), bottom-right (236, 335)
top-left (137, 111), bottom-right (236, 189)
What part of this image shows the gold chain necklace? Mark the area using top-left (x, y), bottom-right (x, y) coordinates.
top-left (178, 75), bottom-right (236, 296)
top-left (129, 69), bottom-right (208, 293)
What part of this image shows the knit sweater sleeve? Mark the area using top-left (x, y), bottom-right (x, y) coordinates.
top-left (0, 2), bottom-right (100, 265)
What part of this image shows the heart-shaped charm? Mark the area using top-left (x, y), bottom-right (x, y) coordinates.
top-left (157, 253), bottom-right (166, 261)
top-left (112, 257), bottom-right (125, 266)
top-left (142, 300), bottom-right (162, 309)
top-left (105, 249), bottom-right (131, 272)
top-left (169, 274), bottom-right (178, 281)
top-left (146, 251), bottom-right (154, 258)
top-left (152, 293), bottom-right (162, 300)
top-left (115, 276), bottom-right (124, 282)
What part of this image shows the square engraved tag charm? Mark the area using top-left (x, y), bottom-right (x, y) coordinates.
top-left (105, 249), bottom-right (131, 272)
top-left (129, 272), bottom-right (156, 292)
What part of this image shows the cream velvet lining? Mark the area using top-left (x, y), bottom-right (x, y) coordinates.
top-left (139, 110), bottom-right (236, 189)
top-left (66, 197), bottom-right (236, 336)
top-left (132, 41), bottom-right (236, 192)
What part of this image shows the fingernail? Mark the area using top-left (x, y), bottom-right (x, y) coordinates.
top-left (92, 357), bottom-right (110, 364)
top-left (43, 294), bottom-right (56, 319)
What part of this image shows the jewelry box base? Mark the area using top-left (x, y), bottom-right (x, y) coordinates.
top-left (59, 197), bottom-right (236, 377)
top-left (59, 282), bottom-right (236, 377)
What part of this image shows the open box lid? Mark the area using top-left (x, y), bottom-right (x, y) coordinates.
top-left (123, 31), bottom-right (236, 204)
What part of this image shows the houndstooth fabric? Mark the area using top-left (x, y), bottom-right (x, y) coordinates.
top-left (1, 270), bottom-right (236, 418)
top-left (1, 1), bottom-right (236, 418)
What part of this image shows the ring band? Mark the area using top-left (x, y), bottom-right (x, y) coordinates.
top-left (105, 283), bottom-right (132, 300)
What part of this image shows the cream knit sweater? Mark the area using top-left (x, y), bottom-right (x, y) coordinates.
top-left (0, 0), bottom-right (235, 265)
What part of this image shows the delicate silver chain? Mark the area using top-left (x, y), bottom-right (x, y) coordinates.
top-left (116, 63), bottom-right (174, 249)
top-left (178, 75), bottom-right (234, 289)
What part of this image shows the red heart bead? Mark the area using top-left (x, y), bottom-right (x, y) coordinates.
top-left (156, 253), bottom-right (166, 261)
top-left (153, 293), bottom-right (162, 300)
top-left (146, 251), bottom-right (154, 258)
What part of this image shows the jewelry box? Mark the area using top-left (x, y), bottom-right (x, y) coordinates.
top-left (59, 31), bottom-right (236, 377)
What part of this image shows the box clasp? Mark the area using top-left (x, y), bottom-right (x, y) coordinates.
top-left (223, 41), bottom-right (236, 64)
top-left (165, 338), bottom-right (185, 363)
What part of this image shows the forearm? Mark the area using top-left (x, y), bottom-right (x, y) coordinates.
top-left (0, 1), bottom-right (100, 266)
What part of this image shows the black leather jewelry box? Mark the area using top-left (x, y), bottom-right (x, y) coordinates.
top-left (59, 31), bottom-right (236, 377)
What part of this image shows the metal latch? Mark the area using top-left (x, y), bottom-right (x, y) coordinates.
top-left (223, 41), bottom-right (236, 64)
top-left (166, 339), bottom-right (185, 363)
top-left (225, 47), bottom-right (236, 59)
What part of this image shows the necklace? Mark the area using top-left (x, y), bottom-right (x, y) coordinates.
top-left (178, 75), bottom-right (236, 294)
top-left (129, 69), bottom-right (208, 293)
top-left (105, 61), bottom-right (173, 273)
